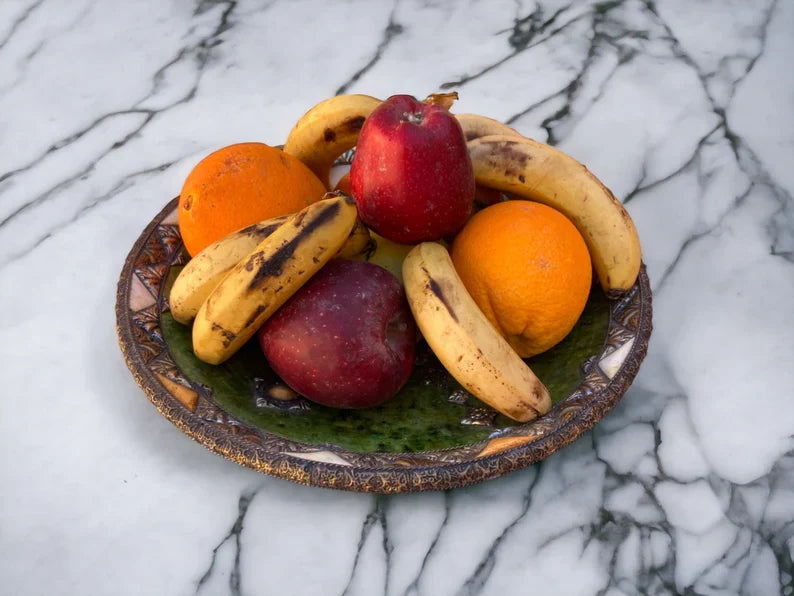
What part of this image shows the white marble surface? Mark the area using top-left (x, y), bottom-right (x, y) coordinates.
top-left (1, 0), bottom-right (793, 594)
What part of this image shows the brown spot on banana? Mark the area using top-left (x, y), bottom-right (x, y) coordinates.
top-left (341, 115), bottom-right (366, 133)
top-left (492, 139), bottom-right (530, 167)
top-left (247, 199), bottom-right (343, 291)
top-left (421, 266), bottom-right (459, 324)
top-left (210, 322), bottom-right (237, 349)
top-left (243, 304), bottom-right (267, 331)
top-left (237, 218), bottom-right (288, 237)
top-left (292, 205), bottom-right (312, 227)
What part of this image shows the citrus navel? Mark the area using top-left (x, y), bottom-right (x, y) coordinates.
top-left (450, 200), bottom-right (592, 358)
top-left (178, 142), bottom-right (327, 256)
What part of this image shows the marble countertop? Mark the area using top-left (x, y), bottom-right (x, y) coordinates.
top-left (2, 0), bottom-right (793, 594)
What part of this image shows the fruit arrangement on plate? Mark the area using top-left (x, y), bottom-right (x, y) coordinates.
top-left (166, 92), bottom-right (643, 426)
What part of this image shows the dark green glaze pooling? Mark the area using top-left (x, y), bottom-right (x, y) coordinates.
top-left (161, 287), bottom-right (609, 453)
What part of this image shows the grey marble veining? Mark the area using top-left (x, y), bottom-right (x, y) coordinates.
top-left (1, 0), bottom-right (792, 594)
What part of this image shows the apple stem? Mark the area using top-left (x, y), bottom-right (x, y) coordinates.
top-left (402, 111), bottom-right (425, 124)
top-left (422, 92), bottom-right (459, 111)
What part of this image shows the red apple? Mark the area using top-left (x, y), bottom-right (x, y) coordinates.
top-left (350, 94), bottom-right (475, 244)
top-left (257, 259), bottom-right (416, 408)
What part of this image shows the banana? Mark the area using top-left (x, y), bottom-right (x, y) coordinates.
top-left (170, 209), bottom-right (371, 325)
top-left (402, 242), bottom-right (551, 422)
top-left (192, 195), bottom-right (359, 364)
top-left (359, 231), bottom-right (415, 285)
top-left (455, 113), bottom-right (522, 142)
top-left (169, 215), bottom-right (290, 324)
top-left (283, 94), bottom-right (382, 189)
top-left (339, 219), bottom-right (373, 259)
top-left (454, 114), bottom-right (521, 207)
top-left (466, 134), bottom-right (642, 295)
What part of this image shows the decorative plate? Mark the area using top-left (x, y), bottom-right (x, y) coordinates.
top-left (116, 198), bottom-right (652, 493)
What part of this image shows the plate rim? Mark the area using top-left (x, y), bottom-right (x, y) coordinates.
top-left (116, 198), bottom-right (652, 493)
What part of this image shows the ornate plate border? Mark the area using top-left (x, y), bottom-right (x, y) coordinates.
top-left (116, 198), bottom-right (652, 493)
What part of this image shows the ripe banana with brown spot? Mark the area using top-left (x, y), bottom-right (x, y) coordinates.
top-left (192, 195), bottom-right (359, 365)
top-left (170, 212), bottom-right (371, 325)
top-left (467, 134), bottom-right (642, 295)
top-left (454, 115), bottom-right (522, 206)
top-left (338, 219), bottom-right (374, 259)
top-left (455, 113), bottom-right (522, 142)
top-left (170, 215), bottom-right (290, 325)
top-left (402, 242), bottom-right (551, 422)
top-left (283, 94), bottom-right (382, 189)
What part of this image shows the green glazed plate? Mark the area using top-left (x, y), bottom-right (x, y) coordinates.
top-left (116, 199), bottom-right (652, 493)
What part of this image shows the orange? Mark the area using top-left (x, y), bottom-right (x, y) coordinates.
top-left (178, 142), bottom-right (327, 256)
top-left (450, 200), bottom-right (592, 358)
